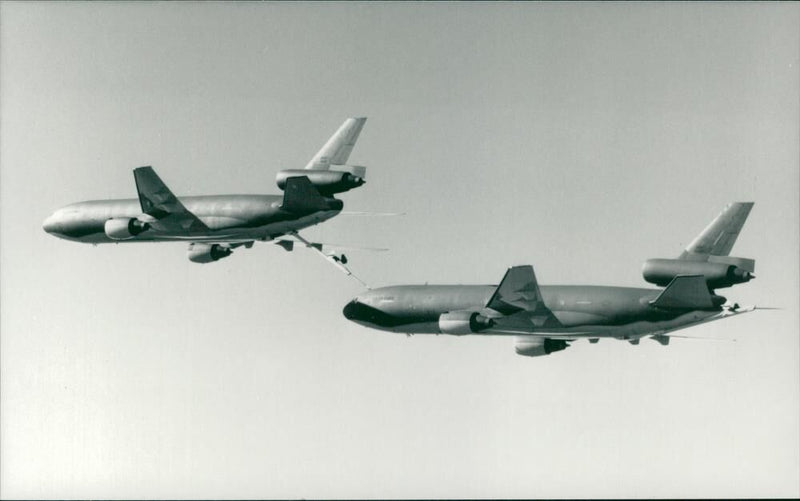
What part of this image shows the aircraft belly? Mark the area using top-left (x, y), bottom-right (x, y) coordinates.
top-left (387, 322), bottom-right (440, 334)
top-left (626, 310), bottom-right (722, 337)
top-left (256, 210), bottom-right (339, 237)
top-left (519, 310), bottom-right (724, 340)
top-left (550, 310), bottom-right (608, 327)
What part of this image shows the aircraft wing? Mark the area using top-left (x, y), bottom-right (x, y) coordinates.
top-left (305, 117), bottom-right (367, 170)
top-left (133, 166), bottom-right (209, 234)
top-left (486, 265), bottom-right (546, 314)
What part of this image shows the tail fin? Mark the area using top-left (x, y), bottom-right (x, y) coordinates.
top-left (680, 202), bottom-right (754, 259)
top-left (305, 117), bottom-right (367, 170)
top-left (281, 176), bottom-right (330, 213)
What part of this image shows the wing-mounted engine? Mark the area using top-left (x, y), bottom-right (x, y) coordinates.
top-left (276, 166), bottom-right (366, 196)
top-left (642, 257), bottom-right (754, 289)
top-left (438, 310), bottom-right (495, 335)
top-left (104, 217), bottom-right (150, 240)
top-left (514, 337), bottom-right (569, 357)
top-left (187, 243), bottom-right (233, 263)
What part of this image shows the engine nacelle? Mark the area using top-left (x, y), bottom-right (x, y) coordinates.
top-left (104, 218), bottom-right (149, 240)
top-left (642, 258), bottom-right (754, 289)
top-left (515, 338), bottom-right (569, 357)
top-left (438, 310), bottom-right (495, 335)
top-left (276, 167), bottom-right (365, 196)
top-left (187, 243), bottom-right (233, 264)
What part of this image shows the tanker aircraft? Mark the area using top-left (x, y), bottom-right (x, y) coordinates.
top-left (43, 117), bottom-right (371, 271)
top-left (343, 202), bottom-right (757, 357)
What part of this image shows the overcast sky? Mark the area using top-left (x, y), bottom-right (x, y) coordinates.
top-left (1, 1), bottom-right (798, 498)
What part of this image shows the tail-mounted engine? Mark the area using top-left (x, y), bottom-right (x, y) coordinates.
top-left (515, 337), bottom-right (569, 357)
top-left (187, 243), bottom-right (233, 263)
top-left (642, 257), bottom-right (754, 289)
top-left (438, 310), bottom-right (495, 335)
top-left (104, 218), bottom-right (150, 240)
top-left (276, 166), bottom-right (366, 196)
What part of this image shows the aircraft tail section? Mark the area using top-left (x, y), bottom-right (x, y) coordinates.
top-left (281, 176), bottom-right (335, 213)
top-left (643, 202), bottom-right (755, 290)
top-left (305, 117), bottom-right (367, 170)
top-left (649, 275), bottom-right (721, 310)
top-left (680, 202), bottom-right (754, 259)
top-left (707, 255), bottom-right (755, 273)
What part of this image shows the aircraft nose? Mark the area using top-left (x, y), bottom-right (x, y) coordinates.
top-left (42, 213), bottom-right (60, 234)
top-left (342, 298), bottom-right (396, 328)
top-left (343, 299), bottom-right (359, 320)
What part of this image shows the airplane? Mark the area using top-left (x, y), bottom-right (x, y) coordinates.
top-left (343, 202), bottom-right (758, 357)
top-left (43, 117), bottom-right (373, 268)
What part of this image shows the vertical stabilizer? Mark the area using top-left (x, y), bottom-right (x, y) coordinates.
top-left (680, 202), bottom-right (754, 258)
top-left (305, 117), bottom-right (367, 170)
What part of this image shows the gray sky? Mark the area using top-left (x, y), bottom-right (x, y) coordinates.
top-left (1, 1), bottom-right (798, 498)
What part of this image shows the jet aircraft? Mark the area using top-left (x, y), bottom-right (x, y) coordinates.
top-left (43, 117), bottom-right (371, 268)
top-left (343, 202), bottom-right (757, 357)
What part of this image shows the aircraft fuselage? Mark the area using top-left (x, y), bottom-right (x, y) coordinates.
top-left (343, 284), bottom-right (726, 340)
top-left (42, 195), bottom-right (342, 243)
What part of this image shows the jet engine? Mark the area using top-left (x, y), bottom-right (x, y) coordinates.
top-left (104, 218), bottom-right (149, 240)
top-left (276, 167), bottom-right (365, 196)
top-left (187, 243), bottom-right (233, 263)
top-left (514, 337), bottom-right (569, 357)
top-left (438, 310), bottom-right (495, 335)
top-left (642, 258), bottom-right (754, 289)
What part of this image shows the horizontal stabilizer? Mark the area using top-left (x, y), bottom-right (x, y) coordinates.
top-left (281, 176), bottom-right (329, 213)
top-left (649, 275), bottom-right (714, 310)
